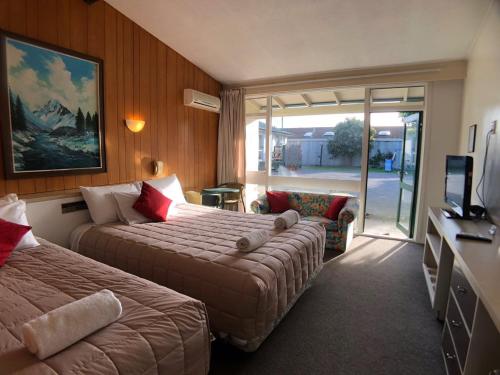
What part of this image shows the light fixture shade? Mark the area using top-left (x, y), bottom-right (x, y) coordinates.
top-left (125, 119), bottom-right (145, 133)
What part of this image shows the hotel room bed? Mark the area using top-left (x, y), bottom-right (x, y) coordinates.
top-left (73, 203), bottom-right (326, 351)
top-left (0, 238), bottom-right (210, 375)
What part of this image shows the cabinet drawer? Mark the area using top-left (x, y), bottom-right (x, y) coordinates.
top-left (442, 324), bottom-right (461, 375)
top-left (447, 294), bottom-right (470, 370)
top-left (450, 261), bottom-right (477, 332)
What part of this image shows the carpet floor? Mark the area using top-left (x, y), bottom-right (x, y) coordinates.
top-left (210, 236), bottom-right (446, 375)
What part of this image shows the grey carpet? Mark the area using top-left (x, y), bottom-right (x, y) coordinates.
top-left (210, 236), bottom-right (446, 375)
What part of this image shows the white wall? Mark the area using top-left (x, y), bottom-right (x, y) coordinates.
top-left (416, 80), bottom-right (464, 241)
top-left (25, 196), bottom-right (91, 247)
top-left (458, 0), bottom-right (500, 223)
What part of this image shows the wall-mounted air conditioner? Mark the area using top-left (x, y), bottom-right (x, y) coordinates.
top-left (183, 89), bottom-right (221, 113)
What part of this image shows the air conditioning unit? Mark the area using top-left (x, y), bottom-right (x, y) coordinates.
top-left (183, 89), bottom-right (221, 113)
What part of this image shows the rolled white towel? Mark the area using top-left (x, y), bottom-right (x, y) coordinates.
top-left (22, 289), bottom-right (122, 359)
top-left (236, 229), bottom-right (270, 252)
top-left (274, 209), bottom-right (300, 230)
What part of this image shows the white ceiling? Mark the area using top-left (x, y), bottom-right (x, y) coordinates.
top-left (105, 0), bottom-right (491, 85)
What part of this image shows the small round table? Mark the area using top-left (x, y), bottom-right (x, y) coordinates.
top-left (201, 187), bottom-right (240, 209)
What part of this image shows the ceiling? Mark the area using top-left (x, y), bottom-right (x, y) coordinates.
top-left (105, 0), bottom-right (491, 85)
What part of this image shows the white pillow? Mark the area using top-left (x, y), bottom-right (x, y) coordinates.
top-left (0, 193), bottom-right (19, 204)
top-left (80, 183), bottom-right (141, 224)
top-left (0, 195), bottom-right (40, 250)
top-left (144, 174), bottom-right (186, 206)
top-left (111, 192), bottom-right (149, 225)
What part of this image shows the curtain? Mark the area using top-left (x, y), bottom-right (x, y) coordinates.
top-left (217, 88), bottom-right (246, 184)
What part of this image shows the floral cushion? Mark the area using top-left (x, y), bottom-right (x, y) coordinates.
top-left (289, 192), bottom-right (333, 217)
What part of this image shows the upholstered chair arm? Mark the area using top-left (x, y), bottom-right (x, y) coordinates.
top-left (250, 195), bottom-right (270, 214)
top-left (338, 197), bottom-right (359, 228)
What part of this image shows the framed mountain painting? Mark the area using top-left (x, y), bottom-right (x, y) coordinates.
top-left (0, 30), bottom-right (106, 178)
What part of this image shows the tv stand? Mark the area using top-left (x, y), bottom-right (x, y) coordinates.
top-left (423, 208), bottom-right (500, 374)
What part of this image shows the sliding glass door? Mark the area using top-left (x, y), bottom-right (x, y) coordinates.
top-left (396, 112), bottom-right (423, 237)
top-left (245, 85), bottom-right (425, 239)
top-left (364, 87), bottom-right (424, 238)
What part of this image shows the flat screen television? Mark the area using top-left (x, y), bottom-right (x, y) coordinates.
top-left (444, 155), bottom-right (473, 218)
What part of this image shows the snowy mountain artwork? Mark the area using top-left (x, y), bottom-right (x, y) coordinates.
top-left (0, 32), bottom-right (105, 177)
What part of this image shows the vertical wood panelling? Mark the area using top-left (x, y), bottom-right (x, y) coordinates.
top-left (194, 67), bottom-right (203, 188)
top-left (186, 62), bottom-right (194, 189)
top-left (157, 42), bottom-right (167, 176)
top-left (149, 38), bottom-right (158, 174)
top-left (104, 4), bottom-right (118, 184)
top-left (201, 73), bottom-right (211, 185)
top-left (116, 13), bottom-right (126, 182)
top-left (0, 0), bottom-right (221, 196)
top-left (176, 54), bottom-right (185, 187)
top-left (166, 48), bottom-right (178, 178)
top-left (123, 17), bottom-right (135, 182)
top-left (132, 24), bottom-right (141, 181)
top-left (139, 30), bottom-right (150, 180)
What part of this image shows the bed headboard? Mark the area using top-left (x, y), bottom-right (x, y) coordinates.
top-left (24, 193), bottom-right (91, 247)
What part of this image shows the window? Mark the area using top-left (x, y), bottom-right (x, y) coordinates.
top-left (271, 112), bottom-right (364, 181)
top-left (245, 88), bottom-right (365, 197)
top-left (270, 88), bottom-right (365, 183)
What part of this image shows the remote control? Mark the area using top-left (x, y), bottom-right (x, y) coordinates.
top-left (456, 232), bottom-right (493, 242)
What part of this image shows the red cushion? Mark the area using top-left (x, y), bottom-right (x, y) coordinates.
top-left (266, 191), bottom-right (290, 213)
top-left (324, 196), bottom-right (349, 220)
top-left (133, 182), bottom-right (173, 222)
top-left (0, 219), bottom-right (31, 267)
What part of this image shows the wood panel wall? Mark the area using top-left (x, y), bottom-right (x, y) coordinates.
top-left (0, 0), bottom-right (220, 196)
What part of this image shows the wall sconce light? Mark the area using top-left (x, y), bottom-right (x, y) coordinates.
top-left (152, 160), bottom-right (164, 176)
top-left (125, 119), bottom-right (145, 133)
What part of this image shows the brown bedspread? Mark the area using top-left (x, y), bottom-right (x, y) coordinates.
top-left (77, 204), bottom-right (325, 351)
top-left (0, 239), bottom-right (210, 375)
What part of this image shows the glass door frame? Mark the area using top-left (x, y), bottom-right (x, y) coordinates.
top-left (395, 111), bottom-right (423, 237)
top-left (360, 87), bottom-right (426, 238)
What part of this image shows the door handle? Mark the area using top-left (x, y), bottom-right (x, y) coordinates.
top-left (456, 285), bottom-right (467, 295)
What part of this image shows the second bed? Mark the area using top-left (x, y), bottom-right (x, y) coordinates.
top-left (73, 203), bottom-right (325, 351)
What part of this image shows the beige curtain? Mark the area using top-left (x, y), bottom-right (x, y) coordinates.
top-left (217, 88), bottom-right (246, 184)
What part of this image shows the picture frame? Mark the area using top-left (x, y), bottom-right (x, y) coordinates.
top-left (0, 29), bottom-right (106, 179)
top-left (468, 124), bottom-right (477, 153)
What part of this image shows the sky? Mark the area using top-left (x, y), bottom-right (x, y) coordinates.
top-left (6, 38), bottom-right (98, 114)
top-left (271, 112), bottom-right (406, 128)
